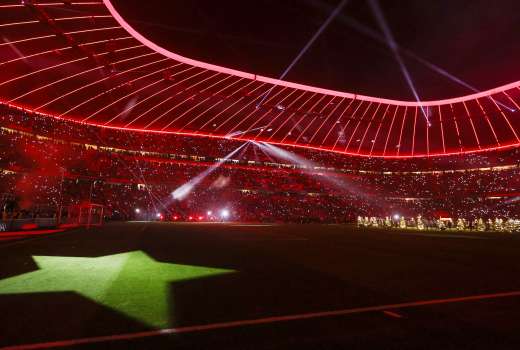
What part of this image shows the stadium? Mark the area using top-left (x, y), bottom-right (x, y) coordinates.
top-left (1, 1), bottom-right (520, 349)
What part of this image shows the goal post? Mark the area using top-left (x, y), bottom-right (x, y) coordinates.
top-left (60, 203), bottom-right (104, 228)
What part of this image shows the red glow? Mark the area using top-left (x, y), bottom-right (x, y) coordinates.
top-left (2, 100), bottom-right (520, 159)
top-left (104, 0), bottom-right (520, 107)
top-left (20, 223), bottom-right (38, 230)
top-left (0, 229), bottom-right (66, 239)
top-left (1, 1), bottom-right (520, 158)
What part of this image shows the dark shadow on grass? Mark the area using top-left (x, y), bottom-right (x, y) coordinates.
top-left (0, 292), bottom-right (153, 347)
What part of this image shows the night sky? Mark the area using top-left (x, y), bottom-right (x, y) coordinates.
top-left (113, 1), bottom-right (519, 101)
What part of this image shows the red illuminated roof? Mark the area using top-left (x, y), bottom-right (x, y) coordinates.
top-left (1, 0), bottom-right (519, 158)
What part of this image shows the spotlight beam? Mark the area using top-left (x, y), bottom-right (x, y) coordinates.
top-left (170, 142), bottom-right (248, 201)
top-left (367, 0), bottom-right (428, 123)
top-left (307, 0), bottom-right (514, 111)
top-left (255, 142), bottom-right (387, 210)
top-left (256, 0), bottom-right (349, 108)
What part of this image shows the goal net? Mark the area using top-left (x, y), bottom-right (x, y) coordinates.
top-left (60, 203), bottom-right (104, 227)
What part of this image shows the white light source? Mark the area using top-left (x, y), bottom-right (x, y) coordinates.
top-left (207, 210), bottom-right (212, 216)
top-left (156, 213), bottom-right (161, 218)
top-left (171, 183), bottom-right (193, 200)
top-left (393, 214), bottom-right (400, 220)
top-left (170, 143), bottom-right (247, 201)
top-left (135, 208), bottom-right (140, 214)
top-left (221, 209), bottom-right (230, 218)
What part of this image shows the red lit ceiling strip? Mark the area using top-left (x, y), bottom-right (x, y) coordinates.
top-left (462, 101), bottom-right (481, 149)
top-left (357, 103), bottom-right (381, 153)
top-left (332, 100), bottom-right (364, 150)
top-left (180, 82), bottom-right (267, 132)
top-left (0, 2), bottom-right (103, 9)
top-left (489, 98), bottom-right (520, 142)
top-left (8, 44), bottom-right (144, 103)
top-left (345, 102), bottom-right (373, 152)
top-left (411, 107), bottom-right (418, 156)
top-left (161, 75), bottom-right (243, 130)
top-left (321, 98), bottom-right (355, 146)
top-left (503, 91), bottom-right (520, 111)
top-left (0, 35), bottom-right (134, 89)
top-left (426, 109), bottom-right (430, 156)
top-left (475, 98), bottom-right (500, 146)
top-left (282, 94), bottom-right (327, 143)
top-left (383, 105), bottom-right (400, 156)
top-left (226, 87), bottom-right (291, 136)
top-left (150, 73), bottom-right (243, 130)
top-left (61, 60), bottom-right (176, 117)
top-left (86, 65), bottom-right (199, 122)
top-left (125, 74), bottom-right (233, 128)
top-left (107, 70), bottom-right (220, 125)
top-left (0, 26), bottom-right (122, 48)
top-left (369, 104), bottom-right (390, 155)
top-left (235, 88), bottom-right (296, 137)
top-left (288, 95), bottom-right (331, 143)
top-left (196, 81), bottom-right (265, 131)
top-left (250, 89), bottom-right (306, 140)
top-left (396, 105), bottom-right (407, 156)
top-left (308, 97), bottom-right (342, 144)
top-left (0, 36), bottom-right (133, 68)
top-left (449, 103), bottom-right (463, 153)
top-left (3, 100), bottom-right (520, 159)
top-left (265, 92), bottom-right (317, 141)
top-left (438, 106), bottom-right (446, 154)
top-left (155, 77), bottom-right (242, 131)
top-left (38, 53), bottom-right (163, 110)
top-left (0, 15), bottom-right (112, 28)
top-left (295, 96), bottom-right (336, 144)
top-left (103, 0), bottom-right (520, 107)
top-left (213, 81), bottom-right (271, 133)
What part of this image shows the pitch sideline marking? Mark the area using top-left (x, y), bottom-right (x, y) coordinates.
top-left (383, 310), bottom-right (404, 318)
top-left (4, 290), bottom-right (520, 350)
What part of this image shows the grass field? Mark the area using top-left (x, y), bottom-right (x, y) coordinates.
top-left (2, 222), bottom-right (520, 349)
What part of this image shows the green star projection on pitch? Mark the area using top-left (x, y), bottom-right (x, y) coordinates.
top-left (0, 251), bottom-right (235, 328)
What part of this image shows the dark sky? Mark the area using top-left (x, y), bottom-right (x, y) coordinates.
top-left (112, 0), bottom-right (520, 100)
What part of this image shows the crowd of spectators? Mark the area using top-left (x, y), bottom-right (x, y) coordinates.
top-left (1, 107), bottom-right (519, 224)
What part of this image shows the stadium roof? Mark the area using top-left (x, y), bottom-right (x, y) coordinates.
top-left (1, 0), bottom-right (519, 158)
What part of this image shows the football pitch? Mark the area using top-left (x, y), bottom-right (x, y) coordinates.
top-left (2, 222), bottom-right (520, 349)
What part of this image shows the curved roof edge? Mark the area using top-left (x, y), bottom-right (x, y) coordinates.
top-left (3, 101), bottom-right (519, 159)
top-left (104, 0), bottom-right (520, 107)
